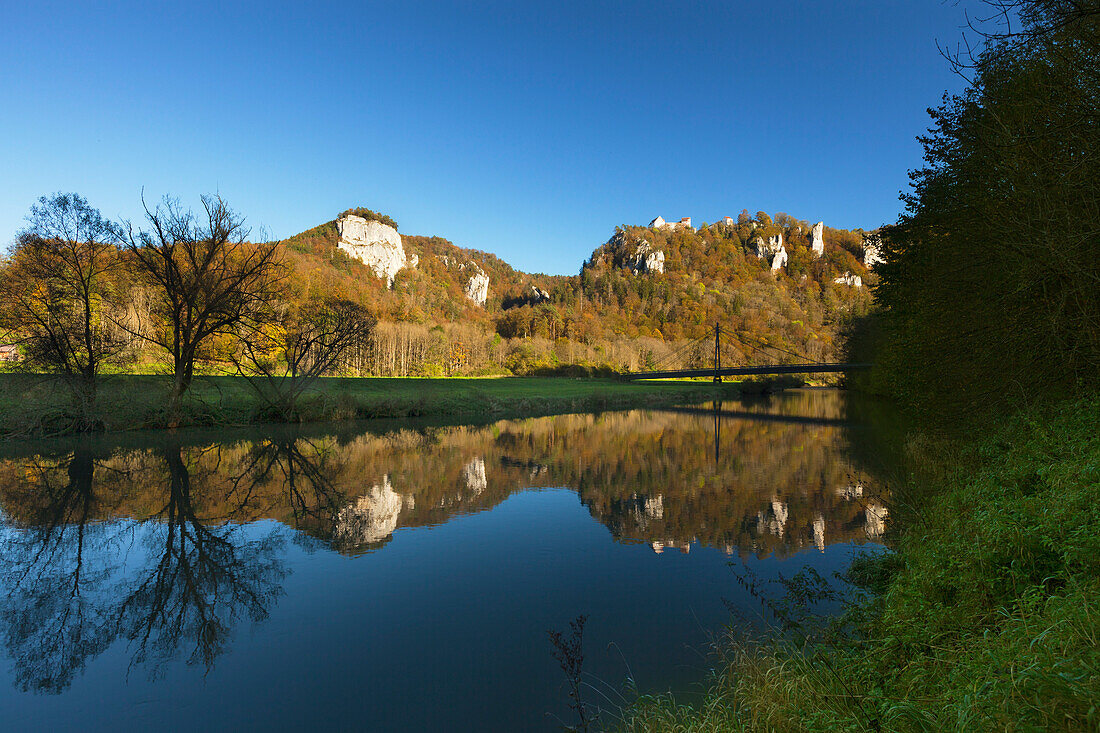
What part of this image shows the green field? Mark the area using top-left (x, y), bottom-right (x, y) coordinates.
top-left (0, 373), bottom-right (763, 437)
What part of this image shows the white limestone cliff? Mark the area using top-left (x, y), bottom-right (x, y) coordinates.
top-left (770, 245), bottom-right (788, 271)
top-left (332, 475), bottom-right (404, 548)
top-left (751, 235), bottom-right (767, 258)
top-left (752, 235), bottom-right (787, 271)
top-left (633, 241), bottom-right (665, 274)
top-left (863, 233), bottom-right (884, 268)
top-left (336, 215), bottom-right (416, 287)
top-left (462, 263), bottom-right (489, 305)
top-left (813, 514), bottom-right (826, 552)
top-left (865, 504), bottom-right (888, 538)
top-left (616, 232), bottom-right (665, 274)
top-left (811, 222), bottom-right (825, 258)
top-left (834, 272), bottom-right (862, 287)
top-left (837, 482), bottom-right (864, 500)
top-left (756, 499), bottom-right (789, 536)
top-left (644, 495), bottom-right (664, 520)
top-left (463, 458), bottom-right (487, 496)
top-left (531, 286), bottom-right (551, 302)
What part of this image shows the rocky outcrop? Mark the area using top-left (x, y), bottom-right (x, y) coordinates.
top-left (628, 493), bottom-right (666, 531)
top-left (751, 235), bottom-right (767, 258)
top-left (770, 245), bottom-right (788, 271)
top-left (811, 222), bottom-right (825, 258)
top-left (633, 241), bottom-right (665, 274)
top-left (837, 481), bottom-right (864, 500)
top-left (463, 458), bottom-right (487, 496)
top-left (332, 475), bottom-right (404, 549)
top-left (644, 495), bottom-right (664, 520)
top-left (336, 215), bottom-right (416, 287)
top-left (863, 233), bottom-right (884, 268)
top-left (465, 266), bottom-right (490, 306)
top-left (752, 235), bottom-right (787, 271)
top-left (834, 272), bottom-right (862, 287)
top-left (613, 231), bottom-right (665, 274)
top-left (813, 514), bottom-right (826, 552)
top-left (530, 286), bottom-right (551, 302)
top-left (865, 504), bottom-right (888, 538)
top-left (756, 499), bottom-right (789, 536)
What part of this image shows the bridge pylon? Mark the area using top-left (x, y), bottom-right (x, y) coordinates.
top-left (713, 323), bottom-right (721, 383)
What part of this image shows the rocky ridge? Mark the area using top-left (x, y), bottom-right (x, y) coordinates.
top-left (336, 215), bottom-right (417, 286)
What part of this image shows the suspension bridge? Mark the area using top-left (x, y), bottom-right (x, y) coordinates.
top-left (622, 324), bottom-right (870, 381)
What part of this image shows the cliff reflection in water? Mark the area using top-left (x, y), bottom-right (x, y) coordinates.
top-left (0, 390), bottom-right (887, 693)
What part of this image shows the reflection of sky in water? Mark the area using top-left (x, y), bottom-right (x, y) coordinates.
top-left (0, 391), bottom-right (894, 732)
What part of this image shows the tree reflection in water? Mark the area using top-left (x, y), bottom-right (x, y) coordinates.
top-left (116, 442), bottom-right (287, 676)
top-left (0, 391), bottom-right (894, 693)
top-left (0, 441), bottom-right (289, 692)
top-left (0, 447), bottom-right (114, 693)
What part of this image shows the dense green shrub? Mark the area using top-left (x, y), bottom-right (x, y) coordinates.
top-left (622, 396), bottom-right (1100, 732)
top-left (870, 3), bottom-right (1100, 424)
top-left (339, 206), bottom-right (398, 230)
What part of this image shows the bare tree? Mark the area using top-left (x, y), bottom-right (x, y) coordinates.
top-left (940, 0), bottom-right (1100, 80)
top-left (0, 193), bottom-right (125, 430)
top-left (235, 298), bottom-right (376, 419)
top-left (123, 194), bottom-right (285, 414)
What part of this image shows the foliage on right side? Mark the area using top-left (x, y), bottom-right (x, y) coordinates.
top-left (864, 0), bottom-right (1100, 426)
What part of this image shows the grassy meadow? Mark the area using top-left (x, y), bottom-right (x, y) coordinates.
top-left (0, 373), bottom-right (762, 437)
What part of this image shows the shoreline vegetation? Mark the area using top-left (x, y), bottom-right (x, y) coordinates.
top-left (618, 2), bottom-right (1100, 730)
top-left (620, 396), bottom-right (1100, 731)
top-left (0, 373), bottom-right (798, 439)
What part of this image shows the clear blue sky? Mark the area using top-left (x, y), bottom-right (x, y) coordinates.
top-left (0, 1), bottom-right (975, 275)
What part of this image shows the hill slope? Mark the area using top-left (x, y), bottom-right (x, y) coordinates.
top-left (277, 210), bottom-right (875, 376)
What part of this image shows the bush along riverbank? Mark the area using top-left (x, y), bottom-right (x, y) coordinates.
top-left (0, 374), bottom-right (791, 438)
top-left (619, 395), bottom-right (1100, 731)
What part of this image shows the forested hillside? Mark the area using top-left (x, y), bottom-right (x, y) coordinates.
top-left (273, 209), bottom-right (875, 376)
top-left (0, 195), bottom-right (874, 430)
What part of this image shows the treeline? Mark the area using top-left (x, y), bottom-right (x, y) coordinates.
top-left (0, 188), bottom-right (876, 430)
top-left (863, 0), bottom-right (1100, 423)
top-left (277, 207), bottom-right (875, 374)
top-left (0, 194), bottom-right (376, 430)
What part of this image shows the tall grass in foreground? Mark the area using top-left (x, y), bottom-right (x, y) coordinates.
top-left (620, 396), bottom-right (1100, 732)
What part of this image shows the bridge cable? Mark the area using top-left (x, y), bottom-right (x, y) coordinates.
top-left (723, 328), bottom-right (817, 364)
top-left (646, 332), bottom-right (713, 372)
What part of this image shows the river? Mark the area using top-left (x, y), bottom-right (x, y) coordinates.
top-left (0, 389), bottom-right (895, 731)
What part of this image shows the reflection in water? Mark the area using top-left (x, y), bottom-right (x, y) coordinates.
top-left (0, 390), bottom-right (890, 701)
top-left (0, 443), bottom-right (287, 693)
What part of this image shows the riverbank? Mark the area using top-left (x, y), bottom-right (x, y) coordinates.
top-left (0, 374), bottom-right (791, 437)
top-left (621, 395), bottom-right (1100, 731)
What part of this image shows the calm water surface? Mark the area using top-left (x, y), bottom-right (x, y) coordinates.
top-left (0, 390), bottom-right (894, 731)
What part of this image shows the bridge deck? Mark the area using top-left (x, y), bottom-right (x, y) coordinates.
top-left (622, 363), bottom-right (871, 380)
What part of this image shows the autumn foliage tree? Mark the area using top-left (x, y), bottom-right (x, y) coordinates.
top-left (124, 194), bottom-right (286, 414)
top-left (235, 297), bottom-right (376, 419)
top-left (0, 193), bottom-right (125, 429)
